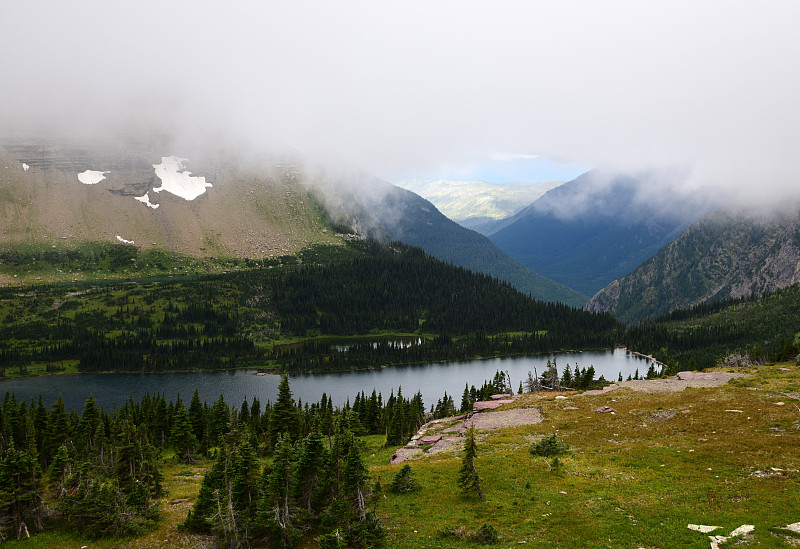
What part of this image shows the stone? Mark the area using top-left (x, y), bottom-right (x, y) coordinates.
top-left (555, 395), bottom-right (568, 400)
top-left (688, 524), bottom-right (720, 533)
top-left (781, 522), bottom-right (800, 534)
top-left (779, 367), bottom-right (791, 372)
top-left (677, 371), bottom-right (716, 380)
top-left (490, 394), bottom-right (512, 400)
top-left (170, 498), bottom-right (190, 505)
top-left (775, 401), bottom-right (786, 406)
top-left (474, 401), bottom-right (503, 411)
top-left (681, 409), bottom-right (691, 413)
top-left (595, 406), bottom-right (616, 413)
top-left (563, 406), bottom-right (579, 411)
top-left (725, 409), bottom-right (744, 413)
top-left (729, 524), bottom-right (754, 537)
top-left (419, 435), bottom-right (442, 445)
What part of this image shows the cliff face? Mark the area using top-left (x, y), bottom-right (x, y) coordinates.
top-left (586, 207), bottom-right (800, 323)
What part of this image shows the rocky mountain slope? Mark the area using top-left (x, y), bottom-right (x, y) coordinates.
top-left (0, 139), bottom-right (337, 258)
top-left (0, 139), bottom-right (585, 305)
top-left (587, 206), bottom-right (800, 323)
top-left (487, 170), bottom-right (718, 297)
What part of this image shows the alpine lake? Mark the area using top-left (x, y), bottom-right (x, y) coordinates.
top-left (1, 347), bottom-right (659, 411)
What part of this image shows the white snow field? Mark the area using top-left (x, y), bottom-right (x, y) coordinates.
top-left (22, 163), bottom-right (29, 172)
top-left (78, 170), bottom-right (108, 185)
top-left (115, 235), bottom-right (134, 244)
top-left (134, 192), bottom-right (160, 209)
top-left (152, 156), bottom-right (211, 200)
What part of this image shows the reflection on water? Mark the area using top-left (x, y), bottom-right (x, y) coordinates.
top-left (0, 349), bottom-right (658, 411)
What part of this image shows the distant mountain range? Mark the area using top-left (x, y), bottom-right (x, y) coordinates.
top-left (0, 139), bottom-right (585, 305)
top-left (310, 169), bottom-right (588, 306)
top-left (395, 178), bottom-right (563, 232)
top-left (587, 205), bottom-right (800, 323)
top-left (485, 170), bottom-right (720, 297)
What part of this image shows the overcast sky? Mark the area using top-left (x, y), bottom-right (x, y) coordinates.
top-left (3, 1), bottom-right (799, 200)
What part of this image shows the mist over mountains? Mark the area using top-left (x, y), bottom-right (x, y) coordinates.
top-left (395, 178), bottom-right (564, 232)
top-left (588, 204), bottom-right (800, 323)
top-left (0, 138), bottom-right (585, 305)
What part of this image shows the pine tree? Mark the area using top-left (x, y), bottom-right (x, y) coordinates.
top-left (269, 375), bottom-right (299, 448)
top-left (48, 396), bottom-right (70, 453)
top-left (0, 441), bottom-right (45, 538)
top-left (265, 433), bottom-right (297, 547)
top-left (460, 384), bottom-right (471, 413)
top-left (188, 388), bottom-right (205, 446)
top-left (458, 426), bottom-right (483, 500)
top-left (171, 396), bottom-right (196, 463)
top-left (294, 427), bottom-right (329, 513)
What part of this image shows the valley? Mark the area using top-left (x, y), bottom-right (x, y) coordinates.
top-left (3, 139), bottom-right (800, 549)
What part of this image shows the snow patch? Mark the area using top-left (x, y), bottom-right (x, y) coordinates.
top-left (135, 192), bottom-right (160, 210)
top-left (22, 163), bottom-right (29, 172)
top-left (116, 235), bottom-right (134, 245)
top-left (152, 156), bottom-right (211, 200)
top-left (78, 170), bottom-right (108, 185)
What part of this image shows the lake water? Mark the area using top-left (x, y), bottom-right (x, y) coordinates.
top-left (0, 349), bottom-right (658, 411)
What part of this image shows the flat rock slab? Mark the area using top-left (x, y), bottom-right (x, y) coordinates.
top-left (781, 522), bottom-right (800, 534)
top-left (677, 371), bottom-right (719, 380)
top-left (578, 372), bottom-right (747, 396)
top-left (563, 406), bottom-right (579, 411)
top-left (474, 399), bottom-right (513, 411)
top-left (389, 447), bottom-right (423, 465)
top-left (595, 406), bottom-right (616, 413)
top-left (418, 435), bottom-right (442, 445)
top-left (729, 525), bottom-right (754, 537)
top-left (490, 394), bottom-right (512, 400)
top-left (688, 524), bottom-right (720, 533)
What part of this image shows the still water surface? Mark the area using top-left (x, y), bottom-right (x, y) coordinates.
top-left (1, 349), bottom-right (657, 411)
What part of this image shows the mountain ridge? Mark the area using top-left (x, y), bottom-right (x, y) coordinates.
top-left (587, 205), bottom-right (800, 323)
top-left (487, 170), bottom-right (719, 296)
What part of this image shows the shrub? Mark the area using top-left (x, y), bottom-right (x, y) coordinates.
top-left (529, 434), bottom-right (568, 457)
top-left (471, 523), bottom-right (499, 544)
top-left (438, 523), bottom-right (499, 545)
top-left (389, 464), bottom-right (421, 493)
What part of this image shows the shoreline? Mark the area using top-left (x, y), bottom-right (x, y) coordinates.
top-left (1, 346), bottom-right (621, 382)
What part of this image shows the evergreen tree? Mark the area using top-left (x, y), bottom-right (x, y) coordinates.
top-left (48, 396), bottom-right (70, 453)
top-left (171, 396), bottom-right (196, 463)
top-left (294, 427), bottom-right (329, 514)
top-left (389, 464), bottom-right (421, 494)
top-left (188, 388), bottom-right (205, 446)
top-left (460, 384), bottom-right (471, 412)
top-left (269, 375), bottom-right (300, 448)
top-left (0, 441), bottom-right (44, 538)
top-left (264, 433), bottom-right (298, 547)
top-left (458, 426), bottom-right (483, 500)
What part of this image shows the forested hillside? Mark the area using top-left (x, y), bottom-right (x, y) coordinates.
top-left (625, 282), bottom-right (800, 370)
top-left (320, 177), bottom-right (588, 306)
top-left (0, 241), bottom-right (622, 376)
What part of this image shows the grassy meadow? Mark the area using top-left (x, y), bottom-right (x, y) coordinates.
top-left (6, 362), bottom-right (799, 548)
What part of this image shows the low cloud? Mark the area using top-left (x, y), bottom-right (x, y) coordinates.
top-left (2, 1), bottom-right (799, 207)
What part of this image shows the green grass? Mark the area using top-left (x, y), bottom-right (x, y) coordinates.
top-left (366, 363), bottom-right (800, 548)
top-left (8, 363), bottom-right (800, 547)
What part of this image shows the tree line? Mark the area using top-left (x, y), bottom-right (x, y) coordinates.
top-left (0, 241), bottom-right (624, 376)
